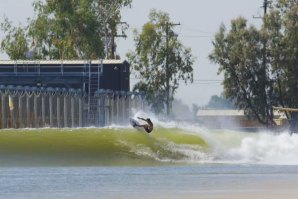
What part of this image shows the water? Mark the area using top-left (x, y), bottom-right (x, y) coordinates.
top-left (1, 124), bottom-right (298, 198)
top-left (1, 165), bottom-right (298, 199)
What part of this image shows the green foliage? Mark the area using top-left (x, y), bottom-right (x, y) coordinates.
top-left (210, 17), bottom-right (274, 125)
top-left (270, 1), bottom-right (298, 109)
top-left (95, 0), bottom-right (131, 57)
top-left (206, 94), bottom-right (235, 109)
top-left (1, 0), bottom-right (132, 60)
top-left (30, 0), bottom-right (101, 59)
top-left (128, 9), bottom-right (194, 115)
top-left (1, 18), bottom-right (29, 59)
top-left (209, 0), bottom-right (298, 126)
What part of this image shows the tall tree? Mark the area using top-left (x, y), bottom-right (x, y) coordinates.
top-left (209, 18), bottom-right (275, 125)
top-left (1, 0), bottom-right (131, 60)
top-left (210, 0), bottom-right (298, 128)
top-left (128, 9), bottom-right (194, 115)
top-left (95, 0), bottom-right (131, 59)
top-left (264, 0), bottom-right (298, 125)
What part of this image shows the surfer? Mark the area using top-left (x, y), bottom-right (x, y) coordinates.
top-left (135, 117), bottom-right (153, 133)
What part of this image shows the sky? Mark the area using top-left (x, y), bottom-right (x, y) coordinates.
top-left (0, 0), bottom-right (264, 107)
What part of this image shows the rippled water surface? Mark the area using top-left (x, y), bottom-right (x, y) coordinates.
top-left (1, 165), bottom-right (298, 199)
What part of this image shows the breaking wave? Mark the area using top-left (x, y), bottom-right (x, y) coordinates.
top-left (0, 122), bottom-right (297, 166)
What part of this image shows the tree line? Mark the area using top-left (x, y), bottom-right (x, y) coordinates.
top-left (1, 0), bottom-right (132, 60)
top-left (2, 0), bottom-right (298, 123)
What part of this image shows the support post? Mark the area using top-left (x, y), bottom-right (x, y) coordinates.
top-left (71, 96), bottom-right (75, 127)
top-left (116, 94), bottom-right (120, 124)
top-left (26, 95), bottom-right (30, 128)
top-left (105, 95), bottom-right (110, 126)
top-left (34, 95), bottom-right (38, 128)
top-left (110, 95), bottom-right (114, 125)
top-left (2, 95), bottom-right (6, 128)
top-left (79, 96), bottom-right (83, 127)
top-left (18, 96), bottom-right (23, 128)
top-left (100, 95), bottom-right (105, 126)
top-left (121, 94), bottom-right (126, 124)
top-left (57, 95), bottom-right (60, 128)
top-left (49, 95), bottom-right (53, 127)
top-left (42, 95), bottom-right (45, 127)
top-left (64, 95), bottom-right (67, 127)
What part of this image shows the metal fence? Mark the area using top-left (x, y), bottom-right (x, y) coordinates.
top-left (0, 85), bottom-right (144, 129)
top-left (95, 89), bottom-right (144, 126)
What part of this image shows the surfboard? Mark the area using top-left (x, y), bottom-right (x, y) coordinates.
top-left (129, 118), bottom-right (146, 132)
top-left (130, 118), bottom-right (140, 127)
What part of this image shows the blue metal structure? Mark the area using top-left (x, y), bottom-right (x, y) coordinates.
top-left (0, 60), bottom-right (129, 90)
top-left (0, 60), bottom-right (130, 124)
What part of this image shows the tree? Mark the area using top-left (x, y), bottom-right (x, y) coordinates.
top-left (209, 17), bottom-right (272, 124)
top-left (128, 9), bottom-right (194, 115)
top-left (206, 93), bottom-right (235, 109)
top-left (95, 0), bottom-right (131, 59)
top-left (269, 1), bottom-right (298, 109)
top-left (1, 18), bottom-right (29, 59)
top-left (209, 0), bottom-right (298, 128)
top-left (209, 18), bottom-right (275, 126)
top-left (1, 0), bottom-right (132, 60)
top-left (264, 0), bottom-right (298, 127)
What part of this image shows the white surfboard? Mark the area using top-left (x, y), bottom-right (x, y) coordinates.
top-left (129, 118), bottom-right (146, 132)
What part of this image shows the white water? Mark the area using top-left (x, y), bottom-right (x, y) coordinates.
top-left (158, 120), bottom-right (298, 165)
top-left (128, 110), bottom-right (298, 165)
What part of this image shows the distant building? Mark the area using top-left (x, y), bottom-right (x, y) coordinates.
top-left (196, 109), bottom-right (287, 130)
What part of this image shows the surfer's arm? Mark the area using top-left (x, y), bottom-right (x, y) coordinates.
top-left (137, 117), bottom-right (146, 121)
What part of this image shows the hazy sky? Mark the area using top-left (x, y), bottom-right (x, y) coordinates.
top-left (0, 0), bottom-right (264, 106)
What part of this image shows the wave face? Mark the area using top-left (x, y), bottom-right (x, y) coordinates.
top-left (0, 125), bottom-right (297, 166)
top-left (0, 127), bottom-right (207, 166)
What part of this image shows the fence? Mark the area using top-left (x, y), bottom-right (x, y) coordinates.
top-left (0, 85), bottom-right (144, 129)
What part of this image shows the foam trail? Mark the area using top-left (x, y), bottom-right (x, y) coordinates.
top-left (169, 120), bottom-right (298, 165)
top-left (225, 132), bottom-right (298, 165)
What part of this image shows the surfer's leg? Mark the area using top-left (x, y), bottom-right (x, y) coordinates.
top-left (136, 124), bottom-right (146, 129)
